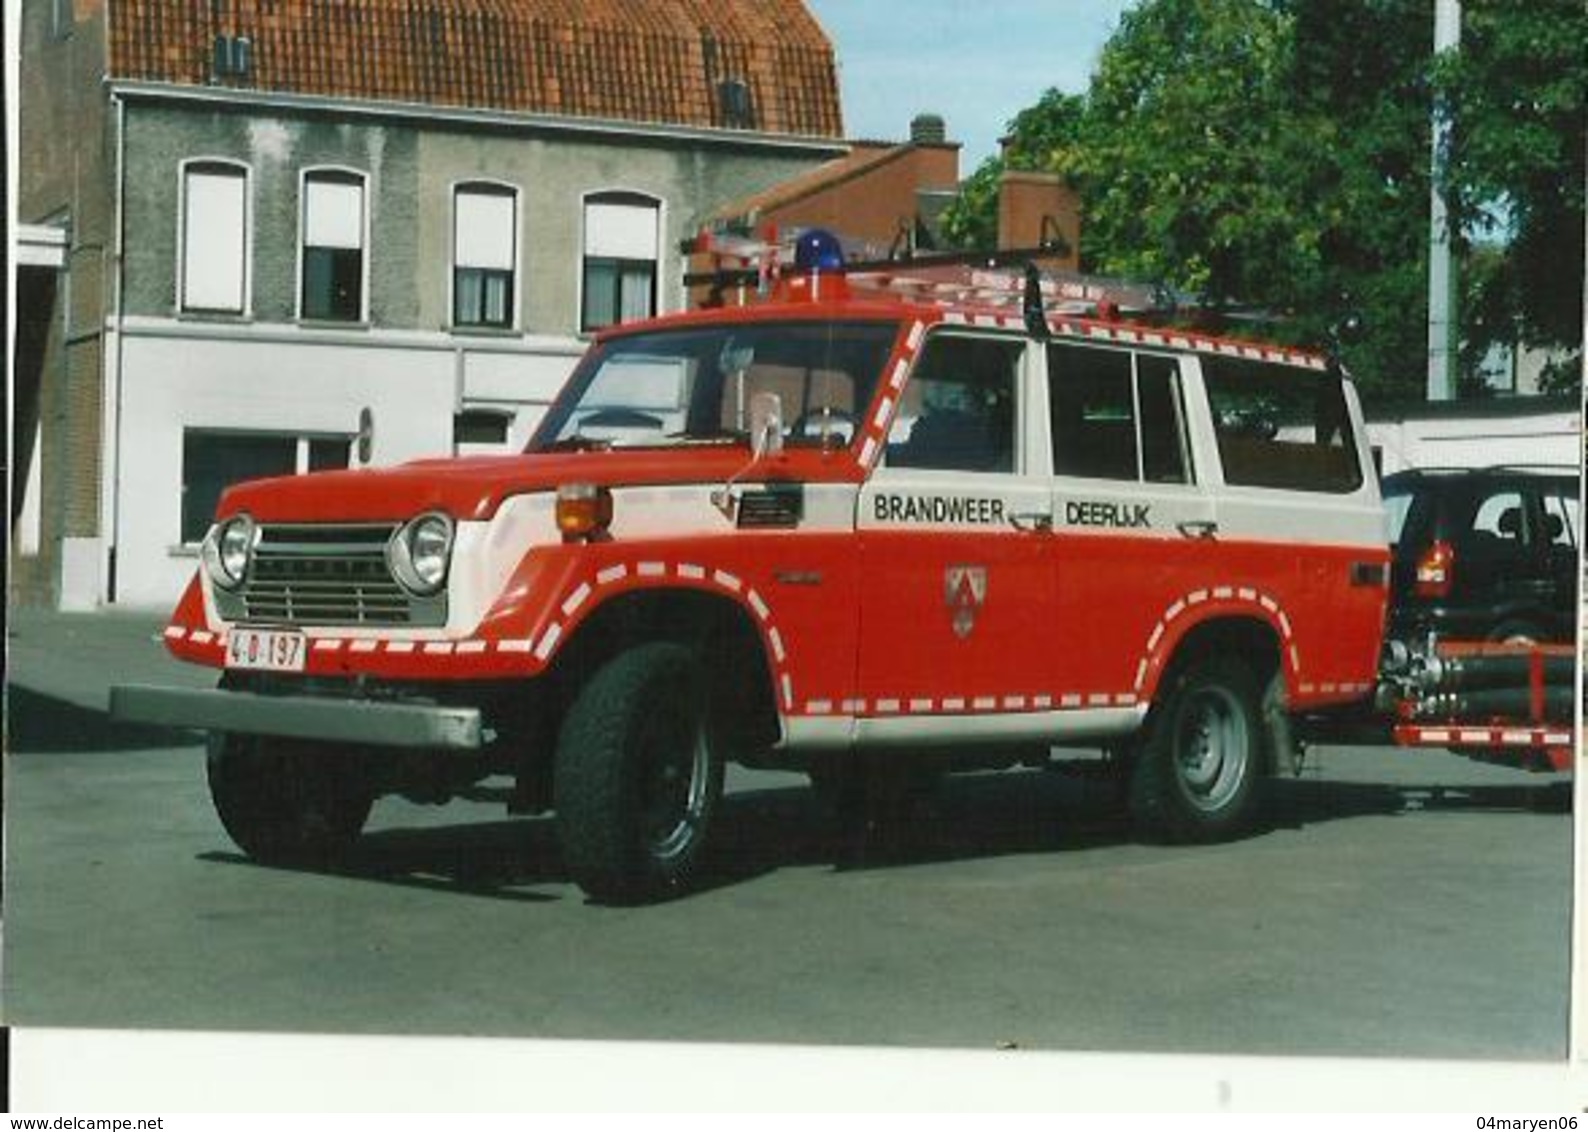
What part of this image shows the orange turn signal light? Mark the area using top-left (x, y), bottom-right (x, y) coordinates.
top-left (555, 483), bottom-right (614, 541)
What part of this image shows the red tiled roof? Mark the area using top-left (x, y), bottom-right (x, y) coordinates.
top-left (108, 0), bottom-right (843, 138)
top-left (707, 142), bottom-right (903, 221)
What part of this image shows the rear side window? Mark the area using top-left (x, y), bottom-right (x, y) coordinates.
top-left (1048, 344), bottom-right (1191, 484)
top-left (1202, 357), bottom-right (1362, 493)
top-left (1544, 487), bottom-right (1578, 549)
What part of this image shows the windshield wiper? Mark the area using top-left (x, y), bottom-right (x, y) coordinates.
top-left (663, 429), bottom-right (749, 446)
top-left (536, 435), bottom-right (613, 453)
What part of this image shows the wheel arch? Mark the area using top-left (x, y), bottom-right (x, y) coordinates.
top-left (546, 584), bottom-right (785, 757)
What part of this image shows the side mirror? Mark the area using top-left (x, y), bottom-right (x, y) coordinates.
top-left (749, 391), bottom-right (784, 460)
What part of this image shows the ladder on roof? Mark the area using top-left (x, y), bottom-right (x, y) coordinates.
top-left (681, 224), bottom-right (1178, 321)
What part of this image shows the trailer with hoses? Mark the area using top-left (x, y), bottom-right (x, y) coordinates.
top-left (1375, 639), bottom-right (1575, 774)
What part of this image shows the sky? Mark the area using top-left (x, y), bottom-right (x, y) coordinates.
top-left (804, 1), bottom-right (1138, 171)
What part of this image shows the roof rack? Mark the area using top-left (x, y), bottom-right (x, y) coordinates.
top-left (681, 224), bottom-right (1177, 322)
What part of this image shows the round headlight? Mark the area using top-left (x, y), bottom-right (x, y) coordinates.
top-left (203, 514), bottom-right (256, 591)
top-left (388, 512), bottom-right (454, 596)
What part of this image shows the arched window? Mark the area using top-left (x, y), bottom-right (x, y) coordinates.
top-left (581, 191), bottom-right (660, 332)
top-left (300, 168), bottom-right (367, 321)
top-left (453, 182), bottom-right (518, 329)
top-left (180, 160), bottom-right (249, 314)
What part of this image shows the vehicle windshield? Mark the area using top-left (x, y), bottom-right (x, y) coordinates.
top-left (529, 320), bottom-right (900, 452)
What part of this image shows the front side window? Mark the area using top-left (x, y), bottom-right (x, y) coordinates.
top-left (1203, 356), bottom-right (1362, 493)
top-left (531, 320), bottom-right (898, 452)
top-left (886, 335), bottom-right (1021, 474)
top-left (181, 431), bottom-right (350, 544)
top-left (582, 193), bottom-right (659, 332)
top-left (454, 184), bottom-right (517, 328)
top-left (181, 161), bottom-right (248, 314)
top-left (301, 170), bottom-right (366, 321)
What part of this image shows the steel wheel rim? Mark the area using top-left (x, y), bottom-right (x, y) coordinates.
top-left (637, 706), bottom-right (711, 861)
top-left (1173, 685), bottom-right (1250, 812)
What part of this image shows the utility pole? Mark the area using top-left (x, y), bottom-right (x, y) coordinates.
top-left (1426, 0), bottom-right (1460, 401)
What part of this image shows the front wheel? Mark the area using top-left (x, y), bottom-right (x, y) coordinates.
top-left (554, 643), bottom-right (724, 903)
top-left (1129, 656), bottom-right (1267, 843)
top-left (206, 733), bottom-right (375, 866)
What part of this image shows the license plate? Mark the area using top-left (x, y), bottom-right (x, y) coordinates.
top-left (225, 628), bottom-right (307, 672)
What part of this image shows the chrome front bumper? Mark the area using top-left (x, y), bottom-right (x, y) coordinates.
top-left (109, 684), bottom-right (484, 750)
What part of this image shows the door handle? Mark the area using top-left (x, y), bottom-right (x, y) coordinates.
top-left (1177, 519), bottom-right (1219, 541)
top-left (1008, 511), bottom-right (1054, 533)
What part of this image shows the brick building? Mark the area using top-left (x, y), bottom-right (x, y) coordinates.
top-left (15, 0), bottom-right (847, 608)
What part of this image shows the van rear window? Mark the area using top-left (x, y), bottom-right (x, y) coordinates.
top-left (1202, 357), bottom-right (1362, 494)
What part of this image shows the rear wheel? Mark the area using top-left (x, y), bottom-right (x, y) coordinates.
top-left (554, 643), bottom-right (723, 903)
top-left (206, 733), bottom-right (375, 866)
top-left (1130, 656), bottom-right (1267, 842)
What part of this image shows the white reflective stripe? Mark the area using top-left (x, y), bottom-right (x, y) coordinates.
top-left (533, 622), bottom-right (562, 661)
top-left (349, 640), bottom-right (378, 654)
top-left (596, 564), bottom-right (629, 585)
top-left (313, 639), bottom-right (342, 652)
top-left (561, 583), bottom-right (592, 616)
top-left (807, 700), bottom-right (834, 715)
top-left (876, 698), bottom-right (902, 713)
top-left (164, 626), bottom-right (187, 639)
top-left (497, 639), bottom-right (535, 653)
top-left (424, 642), bottom-right (455, 655)
top-left (972, 696), bottom-right (997, 710)
top-left (455, 641), bottom-right (487, 655)
top-left (889, 359), bottom-right (909, 389)
top-left (942, 697), bottom-right (966, 711)
top-left (860, 437), bottom-right (879, 466)
top-left (781, 674), bottom-right (794, 710)
top-left (909, 698), bottom-right (934, 712)
top-left (386, 641), bottom-right (416, 654)
top-left (1458, 730), bottom-right (1491, 743)
top-left (678, 563), bottom-right (706, 580)
top-left (637, 561), bottom-right (666, 577)
top-left (768, 628), bottom-right (786, 662)
top-left (712, 569), bottom-right (742, 592)
top-left (747, 589), bottom-right (771, 621)
top-left (191, 631), bottom-right (215, 645)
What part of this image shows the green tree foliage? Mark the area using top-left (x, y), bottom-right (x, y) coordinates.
top-left (939, 90), bottom-right (1086, 249)
top-left (943, 0), bottom-right (1585, 403)
top-left (1437, 0), bottom-right (1586, 392)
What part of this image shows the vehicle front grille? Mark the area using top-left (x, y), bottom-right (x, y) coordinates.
top-left (214, 523), bottom-right (447, 628)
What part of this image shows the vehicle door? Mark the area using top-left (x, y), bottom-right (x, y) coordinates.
top-left (856, 331), bottom-right (1055, 715)
top-left (1045, 342), bottom-right (1214, 700)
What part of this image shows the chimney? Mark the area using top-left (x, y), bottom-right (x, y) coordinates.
top-left (998, 170), bottom-right (1081, 268)
top-left (910, 113), bottom-right (947, 146)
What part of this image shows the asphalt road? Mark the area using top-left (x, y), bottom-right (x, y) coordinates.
top-left (2, 607), bottom-right (1574, 1064)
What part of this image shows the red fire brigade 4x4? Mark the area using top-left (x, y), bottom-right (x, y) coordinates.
top-left (114, 233), bottom-right (1390, 902)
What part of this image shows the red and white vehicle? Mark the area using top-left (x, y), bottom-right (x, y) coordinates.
top-left (114, 234), bottom-right (1391, 901)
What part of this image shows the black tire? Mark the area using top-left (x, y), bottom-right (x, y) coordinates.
top-left (554, 643), bottom-right (724, 903)
top-left (1130, 655), bottom-right (1267, 843)
top-left (206, 733), bottom-right (374, 866)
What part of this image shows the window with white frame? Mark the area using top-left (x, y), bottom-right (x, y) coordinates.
top-left (454, 183), bottom-right (517, 329)
top-left (301, 170), bottom-right (366, 321)
top-left (181, 162), bottom-right (249, 314)
top-left (582, 193), bottom-right (659, 332)
top-left (181, 430), bottom-right (351, 544)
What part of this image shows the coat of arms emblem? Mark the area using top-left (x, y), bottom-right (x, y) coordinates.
top-left (944, 565), bottom-right (988, 639)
